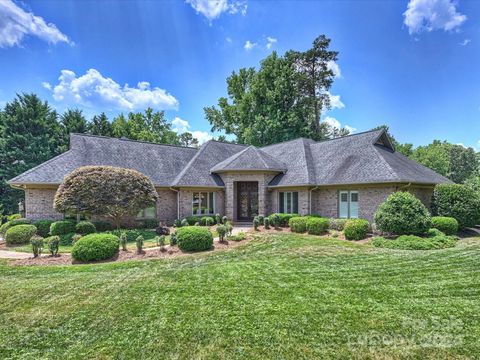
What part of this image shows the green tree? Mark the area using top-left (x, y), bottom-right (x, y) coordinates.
top-left (89, 112), bottom-right (113, 136)
top-left (204, 35), bottom-right (342, 146)
top-left (61, 109), bottom-right (88, 134)
top-left (0, 94), bottom-right (63, 213)
top-left (178, 132), bottom-right (199, 147)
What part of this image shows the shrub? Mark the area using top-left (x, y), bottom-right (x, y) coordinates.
top-left (225, 221), bottom-right (233, 236)
top-left (269, 213), bottom-right (299, 227)
top-left (289, 217), bottom-right (307, 233)
top-left (50, 220), bottom-right (76, 236)
top-left (155, 235), bottom-right (166, 251)
top-left (253, 217), bottom-right (260, 231)
top-left (217, 225), bottom-right (227, 242)
top-left (431, 216), bottom-right (458, 235)
top-left (108, 229), bottom-right (155, 242)
top-left (329, 218), bottom-right (348, 231)
top-left (177, 226), bottom-right (213, 252)
top-left (264, 217), bottom-right (270, 229)
top-left (136, 235), bottom-right (144, 254)
top-left (306, 217), bottom-right (329, 235)
top-left (141, 218), bottom-right (159, 229)
top-left (432, 184), bottom-right (480, 228)
top-left (269, 214), bottom-right (280, 229)
top-left (200, 216), bottom-right (215, 226)
top-left (222, 216), bottom-right (228, 224)
top-left (33, 220), bottom-right (55, 237)
top-left (186, 216), bottom-right (200, 226)
top-left (120, 232), bottom-right (128, 251)
top-left (227, 232), bottom-right (246, 241)
top-left (257, 215), bottom-right (264, 224)
top-left (7, 214), bottom-right (21, 221)
top-left (30, 236), bottom-right (44, 258)
top-left (46, 236), bottom-right (60, 256)
top-left (72, 233), bottom-right (120, 262)
top-left (426, 228), bottom-right (444, 238)
top-left (155, 226), bottom-right (170, 235)
top-left (57, 233), bottom-right (76, 246)
top-left (344, 219), bottom-right (369, 240)
top-left (5, 224), bottom-right (37, 245)
top-left (11, 218), bottom-right (31, 226)
top-left (173, 219), bottom-right (182, 227)
top-left (75, 221), bottom-right (96, 235)
top-left (92, 220), bottom-right (114, 232)
top-left (372, 234), bottom-right (457, 250)
top-left (374, 191), bottom-right (431, 235)
top-left (170, 231), bottom-right (177, 246)
top-left (215, 214), bottom-right (222, 225)
top-left (71, 234), bottom-right (82, 244)
top-left (0, 221), bottom-right (12, 235)
top-left (181, 219), bottom-right (189, 227)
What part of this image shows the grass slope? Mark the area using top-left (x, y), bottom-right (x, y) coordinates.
top-left (1, 234), bottom-right (479, 359)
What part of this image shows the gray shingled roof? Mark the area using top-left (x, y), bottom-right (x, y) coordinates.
top-left (8, 129), bottom-right (452, 188)
top-left (210, 146), bottom-right (287, 173)
top-left (8, 134), bottom-right (198, 186)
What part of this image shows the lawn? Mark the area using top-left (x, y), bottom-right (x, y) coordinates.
top-left (1, 233), bottom-right (479, 359)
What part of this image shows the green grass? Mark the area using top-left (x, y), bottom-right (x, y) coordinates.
top-left (1, 233), bottom-right (479, 359)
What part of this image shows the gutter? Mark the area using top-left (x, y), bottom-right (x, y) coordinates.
top-left (309, 186), bottom-right (319, 214)
top-left (170, 187), bottom-right (180, 220)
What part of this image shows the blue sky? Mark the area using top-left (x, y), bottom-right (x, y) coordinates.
top-left (0, 0), bottom-right (479, 148)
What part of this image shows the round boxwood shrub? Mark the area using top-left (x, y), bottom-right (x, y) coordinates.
top-left (75, 221), bottom-right (96, 235)
top-left (71, 233), bottom-right (120, 262)
top-left (50, 220), bottom-right (77, 236)
top-left (11, 218), bottom-right (31, 226)
top-left (200, 216), bottom-right (215, 226)
top-left (289, 217), bottom-right (307, 233)
top-left (33, 220), bottom-right (55, 237)
top-left (432, 184), bottom-right (480, 228)
top-left (306, 217), bottom-right (329, 235)
top-left (344, 219), bottom-right (369, 240)
top-left (431, 216), bottom-right (458, 235)
top-left (176, 226), bottom-right (213, 252)
top-left (374, 191), bottom-right (431, 235)
top-left (5, 224), bottom-right (37, 245)
top-left (0, 221), bottom-right (12, 235)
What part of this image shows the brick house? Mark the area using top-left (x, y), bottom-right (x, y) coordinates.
top-left (8, 129), bottom-right (451, 225)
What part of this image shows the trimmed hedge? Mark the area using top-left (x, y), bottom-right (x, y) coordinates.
top-left (306, 217), bottom-right (329, 235)
top-left (11, 218), bottom-right (31, 226)
top-left (372, 234), bottom-right (457, 250)
top-left (289, 217), bottom-right (307, 233)
top-left (176, 226), bottom-right (213, 252)
top-left (50, 221), bottom-right (76, 236)
top-left (33, 220), bottom-right (55, 237)
top-left (269, 213), bottom-right (300, 227)
top-left (5, 224), bottom-right (37, 245)
top-left (344, 219), bottom-right (369, 240)
top-left (431, 216), bottom-right (458, 235)
top-left (0, 221), bottom-right (12, 235)
top-left (374, 191), bottom-right (431, 235)
top-left (71, 233), bottom-right (120, 262)
top-left (432, 184), bottom-right (480, 228)
top-left (200, 216), bottom-right (215, 226)
top-left (75, 221), bottom-right (96, 235)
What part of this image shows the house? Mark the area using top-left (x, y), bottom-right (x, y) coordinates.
top-left (8, 129), bottom-right (451, 225)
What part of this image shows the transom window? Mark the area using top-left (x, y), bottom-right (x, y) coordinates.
top-left (279, 192), bottom-right (299, 213)
top-left (339, 191), bottom-right (359, 218)
top-left (136, 206), bottom-right (156, 219)
top-left (192, 192), bottom-right (215, 215)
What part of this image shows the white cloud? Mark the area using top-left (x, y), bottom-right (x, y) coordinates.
top-left (226, 36), bottom-right (232, 43)
top-left (171, 116), bottom-right (212, 144)
top-left (0, 0), bottom-right (71, 48)
top-left (244, 40), bottom-right (256, 51)
top-left (403, 0), bottom-right (466, 35)
top-left (186, 0), bottom-right (247, 21)
top-left (460, 38), bottom-right (471, 46)
top-left (327, 92), bottom-right (345, 110)
top-left (44, 68), bottom-right (179, 111)
top-left (266, 36), bottom-right (277, 49)
top-left (323, 116), bottom-right (356, 133)
top-left (327, 61), bottom-right (342, 78)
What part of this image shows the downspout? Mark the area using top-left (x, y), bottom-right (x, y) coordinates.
top-left (309, 186), bottom-right (319, 214)
top-left (170, 187), bottom-right (180, 220)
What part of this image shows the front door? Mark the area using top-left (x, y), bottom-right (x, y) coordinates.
top-left (237, 182), bottom-right (259, 221)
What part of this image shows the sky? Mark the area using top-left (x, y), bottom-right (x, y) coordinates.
top-left (0, 0), bottom-right (479, 148)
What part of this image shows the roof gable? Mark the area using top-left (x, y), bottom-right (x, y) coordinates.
top-left (210, 146), bottom-right (287, 173)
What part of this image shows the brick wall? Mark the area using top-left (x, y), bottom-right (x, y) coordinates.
top-left (25, 187), bottom-right (63, 220)
top-left (156, 189), bottom-right (177, 225)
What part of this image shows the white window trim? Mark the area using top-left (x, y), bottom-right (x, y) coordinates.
top-left (192, 192), bottom-right (216, 216)
top-left (278, 191), bottom-right (298, 214)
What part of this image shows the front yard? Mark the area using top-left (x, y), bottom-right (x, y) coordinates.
top-left (1, 233), bottom-right (479, 359)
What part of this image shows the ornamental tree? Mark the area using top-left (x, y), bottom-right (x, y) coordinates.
top-left (54, 166), bottom-right (158, 228)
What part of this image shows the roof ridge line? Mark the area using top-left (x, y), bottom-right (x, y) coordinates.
top-left (210, 146), bottom-right (252, 172)
top-left (70, 133), bottom-right (198, 150)
top-left (372, 145), bottom-right (400, 181)
top-left (313, 129), bottom-right (383, 146)
top-left (257, 147), bottom-right (288, 169)
top-left (172, 141), bottom-right (212, 185)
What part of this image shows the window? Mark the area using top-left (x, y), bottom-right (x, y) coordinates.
top-left (338, 191), bottom-right (359, 218)
top-left (279, 192), bottom-right (299, 213)
top-left (192, 192), bottom-right (215, 215)
top-left (136, 206), bottom-right (156, 219)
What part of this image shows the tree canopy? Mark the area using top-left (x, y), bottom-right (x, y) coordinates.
top-left (54, 166), bottom-right (158, 228)
top-left (204, 35), bottom-right (346, 146)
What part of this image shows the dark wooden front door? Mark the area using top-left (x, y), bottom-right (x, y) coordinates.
top-left (237, 182), bottom-right (259, 221)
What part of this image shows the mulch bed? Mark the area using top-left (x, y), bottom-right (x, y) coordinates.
top-left (9, 236), bottom-right (251, 266)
